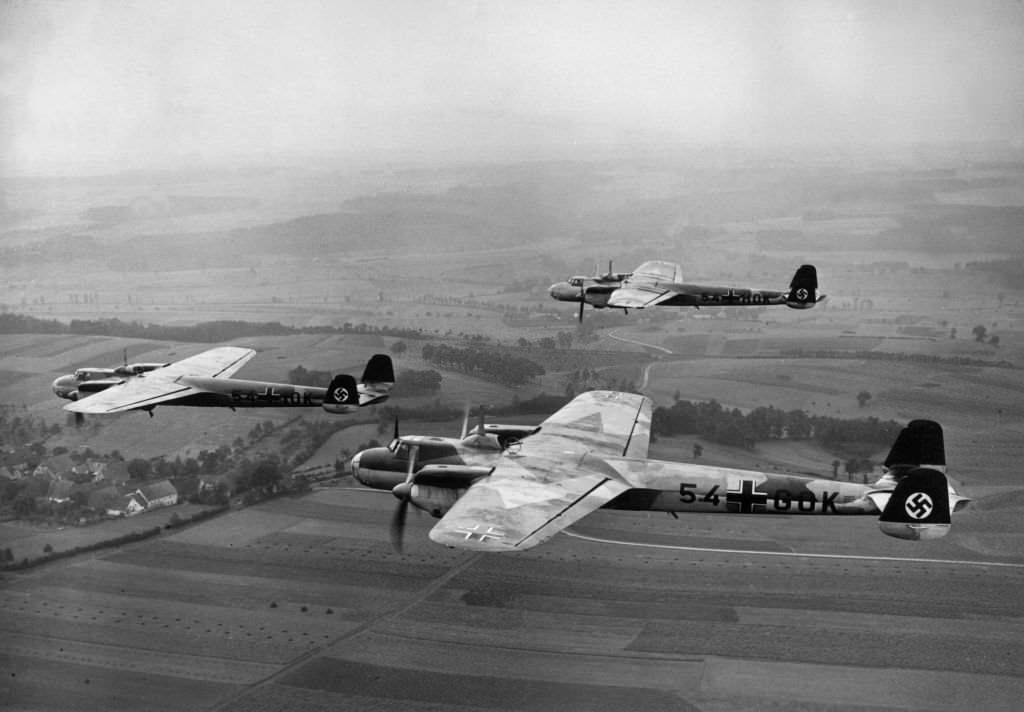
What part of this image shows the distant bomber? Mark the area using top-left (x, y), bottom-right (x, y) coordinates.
top-left (550, 261), bottom-right (824, 321)
top-left (351, 391), bottom-right (967, 552)
top-left (53, 348), bottom-right (393, 418)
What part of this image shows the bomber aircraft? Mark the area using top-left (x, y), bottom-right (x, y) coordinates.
top-left (351, 391), bottom-right (968, 552)
top-left (54, 347), bottom-right (393, 417)
top-left (550, 262), bottom-right (824, 321)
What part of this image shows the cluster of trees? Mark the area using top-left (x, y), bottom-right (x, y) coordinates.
top-left (286, 365), bottom-right (332, 387)
top-left (563, 368), bottom-right (637, 398)
top-left (966, 257), bottom-right (1024, 290)
top-left (969, 324), bottom-right (1000, 346)
top-left (0, 412), bottom-right (62, 449)
top-left (421, 343), bottom-right (545, 386)
top-left (652, 399), bottom-right (902, 453)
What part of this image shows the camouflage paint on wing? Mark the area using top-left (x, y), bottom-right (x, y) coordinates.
top-left (536, 390), bottom-right (651, 459)
top-left (428, 391), bottom-right (650, 551)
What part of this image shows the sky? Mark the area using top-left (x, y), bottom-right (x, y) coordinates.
top-left (2, 0), bottom-right (1024, 175)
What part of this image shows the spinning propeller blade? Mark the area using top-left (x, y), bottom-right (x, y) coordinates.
top-left (389, 443), bottom-right (418, 554)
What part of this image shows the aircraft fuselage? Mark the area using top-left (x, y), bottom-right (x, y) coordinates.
top-left (351, 445), bottom-right (884, 519)
top-left (603, 467), bottom-right (876, 515)
top-left (657, 284), bottom-right (789, 307)
top-left (173, 376), bottom-right (331, 408)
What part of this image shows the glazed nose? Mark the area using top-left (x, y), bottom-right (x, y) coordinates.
top-left (350, 452), bottom-right (363, 482)
top-left (549, 282), bottom-right (577, 301)
top-left (52, 376), bottom-right (71, 397)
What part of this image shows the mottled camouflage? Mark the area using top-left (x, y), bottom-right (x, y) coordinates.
top-left (352, 393), bottom-right (966, 552)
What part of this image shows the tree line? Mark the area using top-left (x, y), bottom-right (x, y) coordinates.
top-left (421, 343), bottom-right (545, 386)
top-left (652, 399), bottom-right (902, 453)
top-left (781, 347), bottom-right (1014, 369)
top-left (0, 313), bottom-right (428, 343)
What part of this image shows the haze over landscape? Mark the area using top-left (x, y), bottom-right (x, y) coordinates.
top-left (3, 0), bottom-right (1024, 175)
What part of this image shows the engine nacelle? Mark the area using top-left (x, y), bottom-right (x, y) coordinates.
top-left (408, 484), bottom-right (463, 519)
top-left (115, 362), bottom-right (171, 376)
top-left (413, 464), bottom-right (493, 489)
top-left (77, 378), bottom-right (125, 394)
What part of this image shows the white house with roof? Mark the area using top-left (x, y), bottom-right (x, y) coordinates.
top-left (136, 480), bottom-right (178, 510)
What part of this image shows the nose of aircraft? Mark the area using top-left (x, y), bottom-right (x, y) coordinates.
top-left (350, 447), bottom-right (408, 491)
top-left (52, 375), bottom-right (75, 399)
top-left (549, 282), bottom-right (579, 302)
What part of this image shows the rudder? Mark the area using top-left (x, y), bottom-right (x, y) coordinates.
top-left (878, 467), bottom-right (951, 540)
top-left (323, 374), bottom-right (359, 413)
top-left (786, 264), bottom-right (819, 309)
top-left (361, 354), bottom-right (394, 387)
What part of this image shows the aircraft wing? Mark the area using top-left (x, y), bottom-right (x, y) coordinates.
top-left (427, 391), bottom-right (650, 551)
top-left (605, 260), bottom-right (684, 309)
top-left (65, 346), bottom-right (256, 414)
top-left (606, 285), bottom-right (677, 309)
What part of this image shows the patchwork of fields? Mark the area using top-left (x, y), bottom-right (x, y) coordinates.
top-left (2, 484), bottom-right (1023, 711)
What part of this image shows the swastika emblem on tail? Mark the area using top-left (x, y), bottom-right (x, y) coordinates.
top-left (795, 288), bottom-right (809, 300)
top-left (905, 492), bottom-right (933, 520)
top-left (333, 387), bottom-right (349, 402)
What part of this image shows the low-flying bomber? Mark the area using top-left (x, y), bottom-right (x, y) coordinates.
top-left (351, 391), bottom-right (968, 552)
top-left (54, 347), bottom-right (394, 417)
top-left (549, 261), bottom-right (824, 321)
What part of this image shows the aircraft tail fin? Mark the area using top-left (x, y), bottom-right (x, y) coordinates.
top-left (323, 374), bottom-right (359, 414)
top-left (884, 419), bottom-right (946, 475)
top-left (785, 264), bottom-right (820, 309)
top-left (872, 420), bottom-right (967, 540)
top-left (878, 467), bottom-right (951, 540)
top-left (361, 354), bottom-right (395, 390)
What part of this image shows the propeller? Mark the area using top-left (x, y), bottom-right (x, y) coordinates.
top-left (389, 442), bottom-right (418, 554)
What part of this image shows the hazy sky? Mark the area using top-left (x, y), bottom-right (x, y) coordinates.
top-left (3, 0), bottom-right (1024, 174)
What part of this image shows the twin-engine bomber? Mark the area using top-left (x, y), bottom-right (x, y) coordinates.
top-left (351, 391), bottom-right (968, 552)
top-left (550, 261), bottom-right (824, 321)
top-left (53, 348), bottom-right (393, 416)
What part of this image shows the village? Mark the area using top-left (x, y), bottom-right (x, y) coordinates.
top-left (0, 407), bottom-right (357, 567)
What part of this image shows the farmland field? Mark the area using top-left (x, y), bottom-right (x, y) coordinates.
top-left (3, 150), bottom-right (1024, 710)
